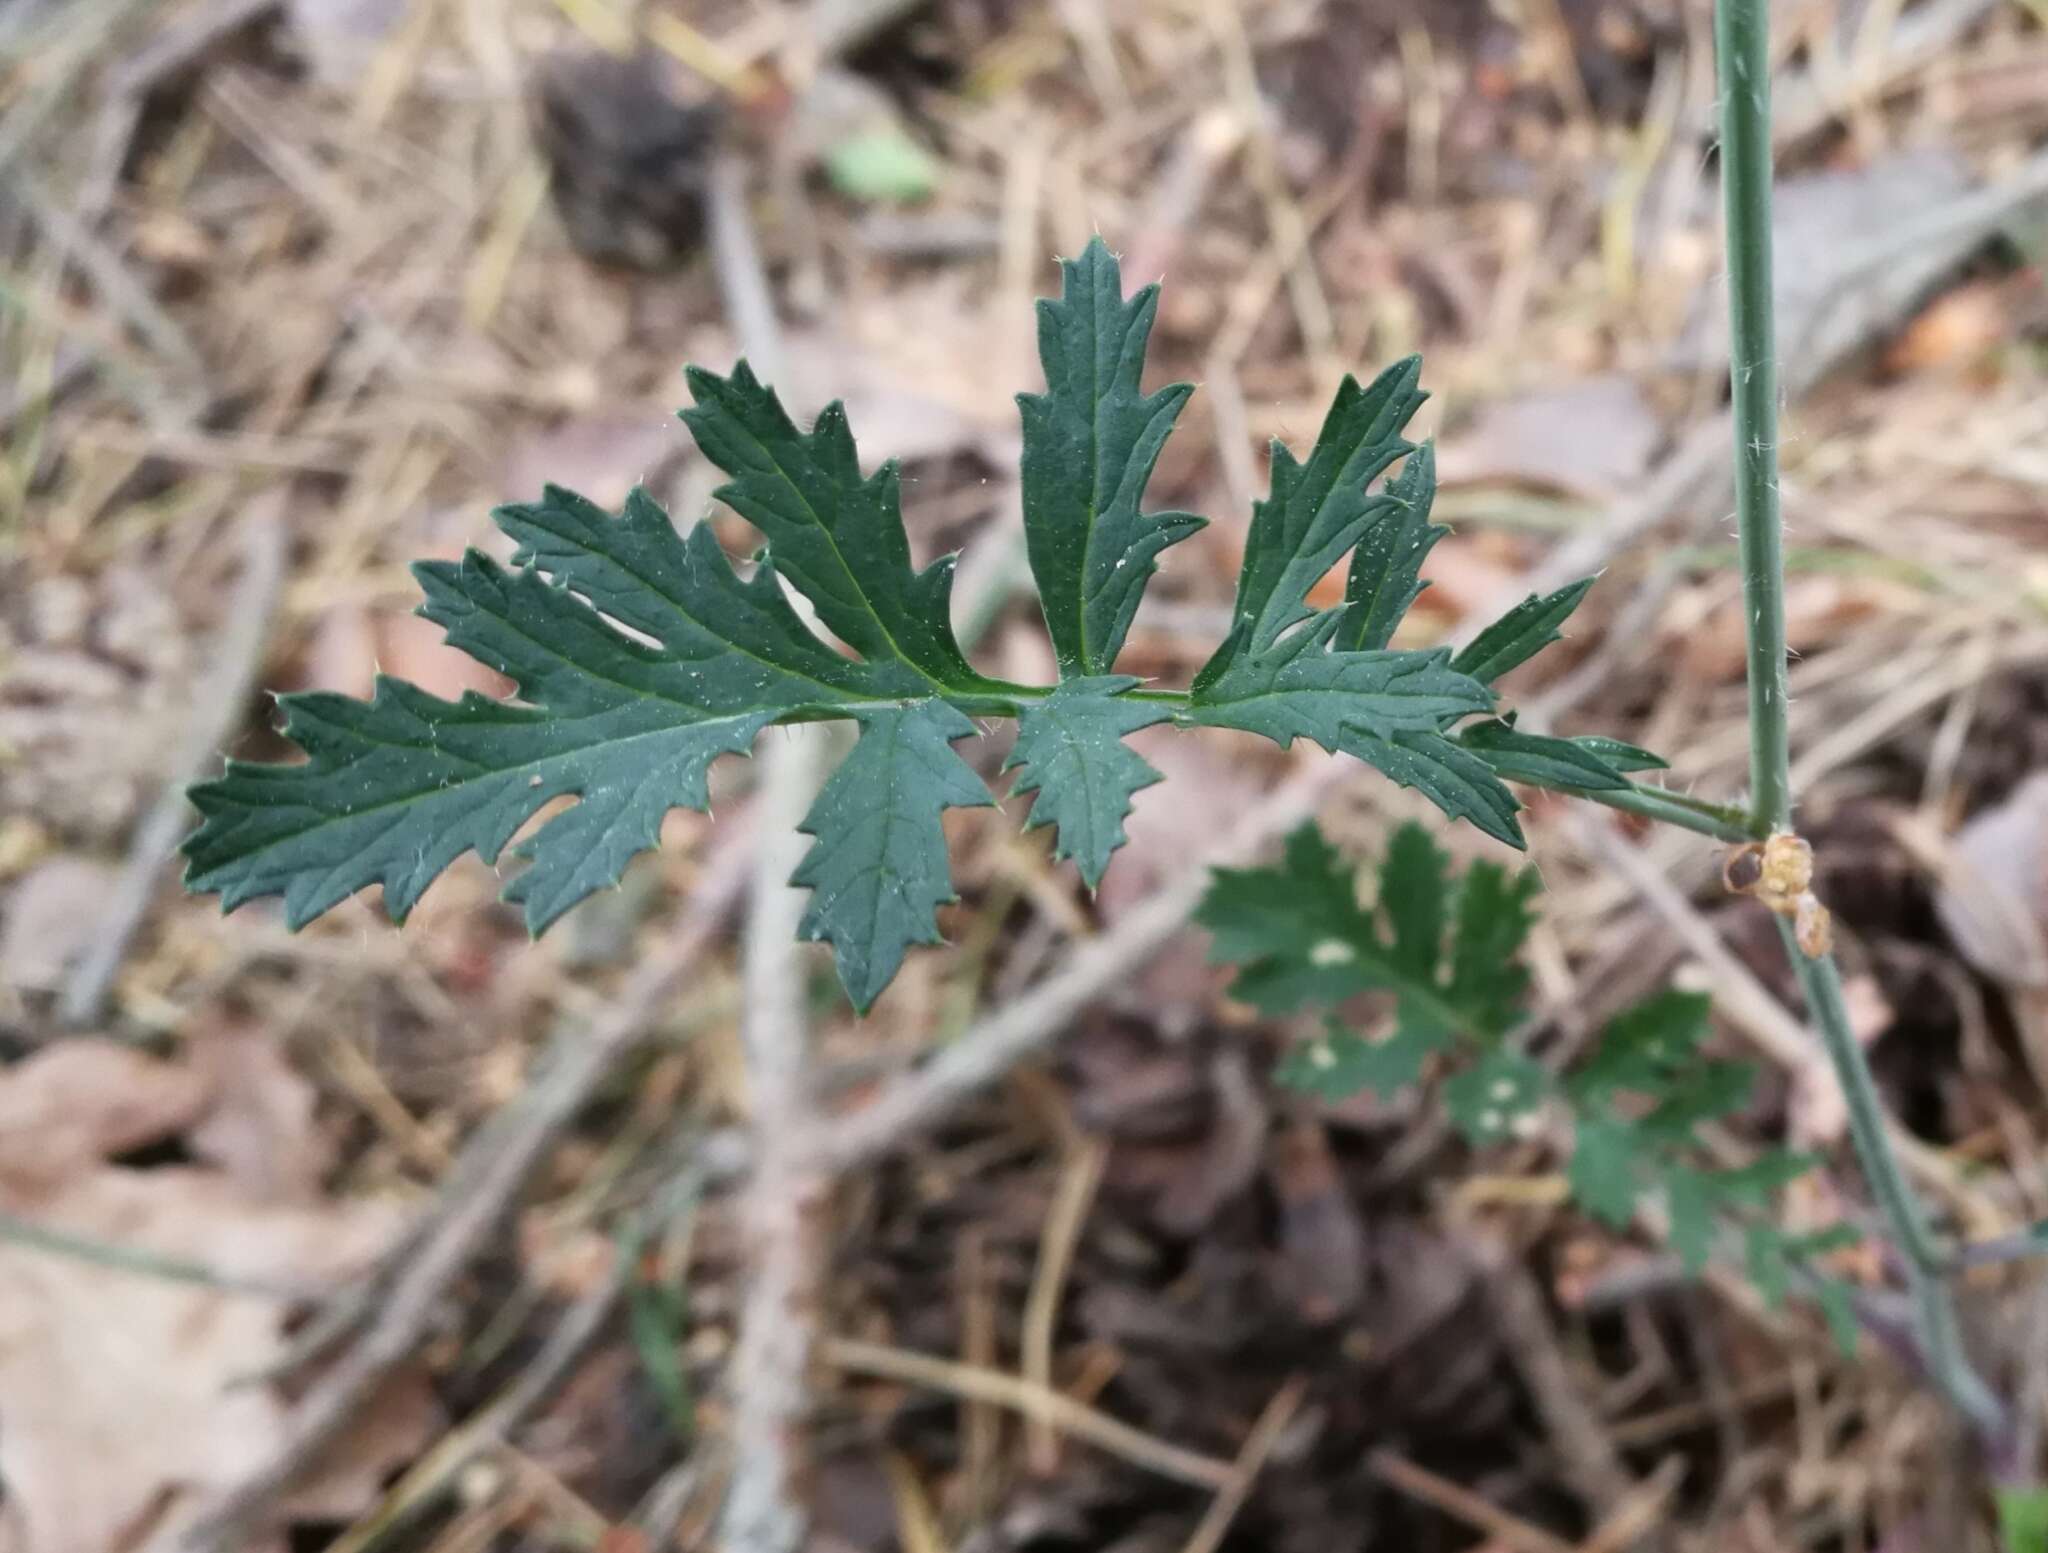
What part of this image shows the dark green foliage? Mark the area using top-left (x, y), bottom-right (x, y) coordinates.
top-left (183, 238), bottom-right (1645, 1010)
top-left (1563, 989), bottom-right (1828, 1283)
top-left (1197, 821), bottom-right (1538, 1098)
top-left (1203, 822), bottom-right (1858, 1337)
top-left (1452, 578), bottom-right (1596, 686)
top-left (1457, 718), bottom-right (1633, 792)
top-left (1444, 1051), bottom-right (1548, 1143)
top-left (678, 362), bottom-right (985, 691)
top-left (1339, 445), bottom-right (1444, 653)
top-left (1186, 362), bottom-right (1531, 848)
top-left (181, 541), bottom-right (784, 935)
top-left (1997, 1486), bottom-right (2048, 1553)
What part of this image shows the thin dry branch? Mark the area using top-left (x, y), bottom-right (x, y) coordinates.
top-left (719, 722), bottom-right (826, 1553)
top-left (1176, 1375), bottom-right (1310, 1553)
top-left (1369, 1449), bottom-right (1582, 1553)
top-left (1022, 1136), bottom-right (1107, 1470)
top-left (60, 501), bottom-right (286, 1028)
top-left (318, 1162), bottom-right (708, 1553)
top-left (1478, 1243), bottom-right (1641, 1522)
top-left (823, 1338), bottom-right (1236, 1490)
top-left (710, 143), bottom-right (827, 1553)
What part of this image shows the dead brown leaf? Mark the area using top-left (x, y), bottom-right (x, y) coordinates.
top-left (1925, 775), bottom-right (2048, 1090)
top-left (1931, 772), bottom-right (2048, 990)
top-left (190, 1027), bottom-right (334, 1203)
top-left (0, 1041), bottom-right (439, 1553)
top-left (0, 858), bottom-right (123, 999)
top-left (1884, 278), bottom-right (2015, 376)
top-left (0, 1038), bottom-right (212, 1191)
top-left (1436, 375), bottom-right (1663, 499)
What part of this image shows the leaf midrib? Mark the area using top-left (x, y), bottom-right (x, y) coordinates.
top-left (1188, 665), bottom-right (1478, 719)
top-left (216, 708), bottom-right (773, 857)
top-left (1077, 272), bottom-right (1110, 673)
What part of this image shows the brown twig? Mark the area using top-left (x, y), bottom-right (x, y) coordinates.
top-left (719, 716), bottom-right (826, 1553)
top-left (1478, 1243), bottom-right (1642, 1523)
top-left (822, 1338), bottom-right (1237, 1490)
top-left (13, 167), bottom-right (206, 386)
top-left (1369, 1448), bottom-right (1582, 1553)
top-left (1176, 1375), bottom-right (1310, 1553)
top-left (628, 1458), bottom-right (714, 1550)
top-left (1022, 1136), bottom-right (1107, 1470)
top-left (104, 0), bottom-right (281, 99)
top-left (707, 144), bottom-right (827, 1553)
top-left (1576, 1457), bottom-right (1687, 1553)
top-left (319, 1163), bottom-right (708, 1553)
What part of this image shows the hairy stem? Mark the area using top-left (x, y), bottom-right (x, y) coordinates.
top-left (1715, 0), bottom-right (2003, 1452)
top-left (1717, 0), bottom-right (1791, 835)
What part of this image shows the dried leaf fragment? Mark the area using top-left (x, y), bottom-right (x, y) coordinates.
top-left (1725, 832), bottom-right (1833, 959)
top-left (0, 1041), bottom-right (438, 1553)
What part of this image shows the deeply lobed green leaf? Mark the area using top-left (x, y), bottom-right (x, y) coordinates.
top-left (679, 362), bottom-right (985, 692)
top-left (183, 538), bottom-right (794, 936)
top-left (1452, 578), bottom-right (1595, 686)
top-left (1206, 823), bottom-right (1840, 1332)
top-left (1201, 822), bottom-right (1538, 1096)
top-left (185, 237), bottom-right (1633, 1010)
top-left (1180, 360), bottom-right (1542, 847)
top-left (187, 368), bottom-right (994, 1002)
top-left (1019, 242), bottom-right (1205, 679)
top-left (1339, 444), bottom-right (1444, 654)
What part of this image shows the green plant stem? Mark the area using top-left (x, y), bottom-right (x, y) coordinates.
top-left (770, 694), bottom-right (1750, 844)
top-left (1562, 781), bottom-right (1761, 844)
top-left (1714, 0), bottom-right (2004, 1453)
top-left (1717, 0), bottom-right (1791, 835)
top-left (1781, 927), bottom-right (2007, 1443)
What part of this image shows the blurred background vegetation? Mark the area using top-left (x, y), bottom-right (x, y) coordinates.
top-left (3, 1), bottom-right (2048, 1550)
